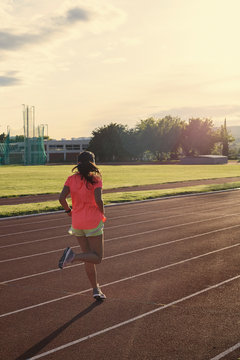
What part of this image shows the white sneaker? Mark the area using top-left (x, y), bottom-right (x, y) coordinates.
top-left (58, 247), bottom-right (75, 269)
top-left (93, 286), bottom-right (106, 301)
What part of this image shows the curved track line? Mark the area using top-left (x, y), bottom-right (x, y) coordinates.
top-left (0, 242), bottom-right (239, 318)
top-left (21, 274), bottom-right (240, 360)
top-left (2, 211), bottom-right (240, 262)
top-left (1, 199), bottom-right (240, 249)
top-left (1, 223), bottom-right (240, 284)
top-left (209, 342), bottom-right (240, 360)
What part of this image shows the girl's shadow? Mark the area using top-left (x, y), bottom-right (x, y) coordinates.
top-left (16, 301), bottom-right (102, 360)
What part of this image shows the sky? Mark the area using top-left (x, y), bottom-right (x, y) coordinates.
top-left (0, 0), bottom-right (240, 139)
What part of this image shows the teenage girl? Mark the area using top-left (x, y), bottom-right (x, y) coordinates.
top-left (58, 151), bottom-right (106, 300)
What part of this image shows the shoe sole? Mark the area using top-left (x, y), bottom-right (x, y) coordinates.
top-left (94, 296), bottom-right (106, 301)
top-left (93, 293), bottom-right (106, 301)
top-left (58, 247), bottom-right (71, 269)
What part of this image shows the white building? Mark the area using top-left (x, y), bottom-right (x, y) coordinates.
top-left (44, 138), bottom-right (91, 163)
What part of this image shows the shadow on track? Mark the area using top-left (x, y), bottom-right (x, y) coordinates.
top-left (16, 301), bottom-right (102, 360)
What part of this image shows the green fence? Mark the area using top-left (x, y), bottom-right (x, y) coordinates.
top-left (0, 105), bottom-right (47, 165)
top-left (0, 133), bottom-right (46, 165)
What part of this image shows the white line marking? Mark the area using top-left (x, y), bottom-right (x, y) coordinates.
top-left (1, 210), bottom-right (240, 263)
top-left (0, 224), bottom-right (69, 238)
top-left (0, 234), bottom-right (69, 249)
top-left (0, 242), bottom-right (239, 318)
top-left (209, 342), bottom-right (240, 360)
top-left (0, 215), bottom-right (68, 228)
top-left (1, 223), bottom-right (240, 284)
top-left (1, 188), bottom-right (239, 225)
top-left (0, 195), bottom-right (235, 229)
top-left (1, 200), bottom-right (238, 248)
top-left (0, 205), bottom-right (218, 237)
top-left (22, 274), bottom-right (240, 360)
top-left (0, 210), bottom-right (64, 221)
top-left (106, 216), bottom-right (240, 243)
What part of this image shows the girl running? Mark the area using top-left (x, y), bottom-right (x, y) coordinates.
top-left (58, 151), bottom-right (106, 301)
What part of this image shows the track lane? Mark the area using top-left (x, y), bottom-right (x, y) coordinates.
top-left (1, 269), bottom-right (239, 359)
top-left (0, 191), bottom-right (240, 360)
top-left (1, 229), bottom-right (239, 317)
top-left (1, 210), bottom-right (240, 282)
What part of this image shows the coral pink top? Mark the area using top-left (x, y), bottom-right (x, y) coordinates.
top-left (65, 173), bottom-right (106, 229)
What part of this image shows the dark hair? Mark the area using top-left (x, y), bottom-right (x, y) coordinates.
top-left (72, 151), bottom-right (101, 185)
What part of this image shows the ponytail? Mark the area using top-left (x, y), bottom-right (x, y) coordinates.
top-left (72, 151), bottom-right (101, 185)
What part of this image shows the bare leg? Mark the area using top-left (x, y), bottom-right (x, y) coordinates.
top-left (73, 234), bottom-right (103, 264)
top-left (74, 235), bottom-right (104, 288)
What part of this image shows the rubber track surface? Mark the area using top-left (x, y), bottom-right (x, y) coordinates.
top-left (0, 191), bottom-right (240, 359)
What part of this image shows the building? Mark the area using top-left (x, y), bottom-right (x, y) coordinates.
top-left (44, 138), bottom-right (91, 163)
top-left (180, 155), bottom-right (228, 164)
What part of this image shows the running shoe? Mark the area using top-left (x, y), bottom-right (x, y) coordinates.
top-left (58, 247), bottom-right (75, 269)
top-left (93, 286), bottom-right (106, 301)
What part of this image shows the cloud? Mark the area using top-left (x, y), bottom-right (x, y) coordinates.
top-left (0, 1), bottom-right (127, 86)
top-left (66, 7), bottom-right (90, 23)
top-left (0, 6), bottom-right (92, 51)
top-left (0, 74), bottom-right (21, 86)
top-left (0, 31), bottom-right (45, 50)
top-left (151, 105), bottom-right (240, 119)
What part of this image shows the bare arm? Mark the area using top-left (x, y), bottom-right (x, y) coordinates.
top-left (94, 187), bottom-right (104, 214)
top-left (59, 185), bottom-right (71, 215)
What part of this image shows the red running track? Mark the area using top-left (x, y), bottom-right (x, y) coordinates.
top-left (0, 191), bottom-right (240, 360)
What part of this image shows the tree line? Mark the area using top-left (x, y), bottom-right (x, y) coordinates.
top-left (88, 117), bottom-right (234, 162)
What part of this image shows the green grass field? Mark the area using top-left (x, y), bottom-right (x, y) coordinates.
top-left (1, 182), bottom-right (240, 217)
top-left (0, 163), bottom-right (240, 217)
top-left (0, 163), bottom-right (240, 197)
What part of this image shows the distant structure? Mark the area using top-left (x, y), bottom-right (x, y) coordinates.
top-left (180, 155), bottom-right (228, 165)
top-left (0, 105), bottom-right (47, 165)
top-left (44, 138), bottom-right (90, 163)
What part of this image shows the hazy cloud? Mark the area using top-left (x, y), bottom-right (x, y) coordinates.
top-left (0, 74), bottom-right (20, 86)
top-left (0, 31), bottom-right (48, 50)
top-left (0, 6), bottom-right (92, 51)
top-left (66, 7), bottom-right (90, 23)
top-left (151, 105), bottom-right (240, 119)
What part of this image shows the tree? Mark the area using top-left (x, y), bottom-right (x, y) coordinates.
top-left (88, 123), bottom-right (130, 161)
top-left (181, 118), bottom-right (219, 156)
top-left (220, 119), bottom-right (234, 157)
top-left (135, 116), bottom-right (183, 160)
top-left (0, 132), bottom-right (6, 143)
top-left (155, 116), bottom-right (183, 160)
top-left (135, 118), bottom-right (157, 157)
top-left (9, 135), bottom-right (24, 143)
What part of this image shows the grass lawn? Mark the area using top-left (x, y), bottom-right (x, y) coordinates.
top-left (1, 182), bottom-right (240, 217)
top-left (0, 163), bottom-right (240, 198)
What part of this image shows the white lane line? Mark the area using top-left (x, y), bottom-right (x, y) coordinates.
top-left (2, 197), bottom-right (240, 249)
top-left (1, 199), bottom-right (240, 240)
top-left (0, 242), bottom-right (239, 318)
top-left (2, 211), bottom-right (240, 263)
top-left (209, 342), bottom-right (240, 360)
top-left (0, 224), bottom-right (69, 238)
top-left (1, 195), bottom-right (239, 229)
top-left (0, 208), bottom-right (212, 238)
top-left (0, 234), bottom-right (69, 249)
top-left (0, 202), bottom-right (191, 228)
top-left (21, 274), bottom-right (240, 360)
top-left (1, 223), bottom-right (240, 283)
top-left (1, 201), bottom-right (237, 248)
top-left (1, 187), bottom-right (240, 225)
top-left (0, 208), bottom-right (168, 228)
